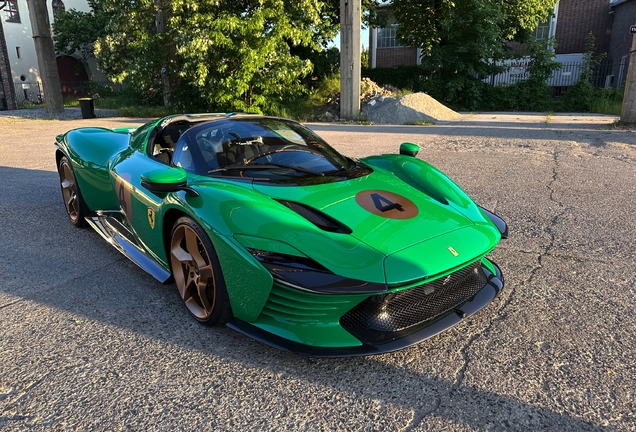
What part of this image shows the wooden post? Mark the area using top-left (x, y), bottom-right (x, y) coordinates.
top-left (340, 0), bottom-right (361, 120)
top-left (621, 27), bottom-right (636, 123)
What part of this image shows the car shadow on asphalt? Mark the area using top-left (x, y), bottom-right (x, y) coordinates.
top-left (0, 165), bottom-right (609, 431)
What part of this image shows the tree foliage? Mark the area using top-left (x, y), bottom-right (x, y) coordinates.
top-left (56, 0), bottom-right (348, 113)
top-left (389, 0), bottom-right (557, 106)
top-left (52, 0), bottom-right (111, 64)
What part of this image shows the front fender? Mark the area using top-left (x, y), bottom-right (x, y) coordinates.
top-left (362, 154), bottom-right (494, 226)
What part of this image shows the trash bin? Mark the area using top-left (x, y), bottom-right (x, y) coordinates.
top-left (78, 98), bottom-right (96, 119)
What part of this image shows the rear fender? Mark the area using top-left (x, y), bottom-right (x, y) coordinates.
top-left (55, 128), bottom-right (132, 212)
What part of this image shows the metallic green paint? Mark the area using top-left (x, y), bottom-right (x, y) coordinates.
top-left (55, 114), bottom-right (506, 352)
top-left (253, 167), bottom-right (479, 258)
top-left (252, 282), bottom-right (366, 347)
top-left (399, 142), bottom-right (420, 157)
top-left (206, 232), bottom-right (273, 322)
top-left (234, 235), bottom-right (308, 257)
top-left (141, 166), bottom-right (188, 186)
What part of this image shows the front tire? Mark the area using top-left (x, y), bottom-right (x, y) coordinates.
top-left (170, 216), bottom-right (232, 326)
top-left (57, 156), bottom-right (88, 227)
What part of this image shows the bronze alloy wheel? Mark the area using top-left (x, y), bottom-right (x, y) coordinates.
top-left (58, 156), bottom-right (87, 227)
top-left (170, 217), bottom-right (231, 325)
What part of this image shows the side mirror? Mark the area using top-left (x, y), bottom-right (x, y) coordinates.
top-left (399, 142), bottom-right (420, 157)
top-left (141, 167), bottom-right (199, 197)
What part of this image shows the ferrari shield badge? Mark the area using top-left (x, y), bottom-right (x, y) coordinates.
top-left (448, 247), bottom-right (459, 257)
top-left (147, 208), bottom-right (156, 229)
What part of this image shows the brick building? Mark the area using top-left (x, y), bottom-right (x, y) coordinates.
top-left (369, 0), bottom-right (632, 88)
top-left (367, 11), bottom-right (420, 69)
top-left (554, 0), bottom-right (613, 55)
top-left (608, 0), bottom-right (636, 86)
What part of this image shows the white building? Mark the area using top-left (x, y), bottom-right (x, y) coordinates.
top-left (0, 0), bottom-right (107, 108)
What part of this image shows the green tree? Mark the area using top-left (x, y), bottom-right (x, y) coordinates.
top-left (389, 0), bottom-right (557, 107)
top-left (89, 0), bottom-right (347, 112)
top-left (52, 0), bottom-right (380, 113)
top-left (52, 0), bottom-right (111, 66)
top-left (560, 33), bottom-right (606, 112)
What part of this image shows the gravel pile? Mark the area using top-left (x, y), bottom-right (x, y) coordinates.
top-left (312, 78), bottom-right (402, 122)
top-left (362, 92), bottom-right (462, 124)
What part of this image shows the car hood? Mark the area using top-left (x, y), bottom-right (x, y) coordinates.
top-left (252, 168), bottom-right (475, 256)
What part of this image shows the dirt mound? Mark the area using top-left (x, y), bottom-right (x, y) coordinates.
top-left (312, 78), bottom-right (401, 122)
top-left (312, 78), bottom-right (460, 124)
top-left (362, 92), bottom-right (461, 124)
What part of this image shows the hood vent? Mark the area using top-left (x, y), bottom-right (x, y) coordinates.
top-left (277, 200), bottom-right (352, 234)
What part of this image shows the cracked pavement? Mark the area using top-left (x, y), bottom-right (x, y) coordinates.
top-left (1, 112), bottom-right (635, 431)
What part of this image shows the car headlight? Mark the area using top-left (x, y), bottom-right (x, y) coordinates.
top-left (248, 249), bottom-right (387, 294)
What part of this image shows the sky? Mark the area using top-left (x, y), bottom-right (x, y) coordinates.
top-left (329, 28), bottom-right (371, 50)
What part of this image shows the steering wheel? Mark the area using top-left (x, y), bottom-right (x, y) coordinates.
top-left (199, 137), bottom-right (216, 152)
top-left (244, 147), bottom-right (321, 164)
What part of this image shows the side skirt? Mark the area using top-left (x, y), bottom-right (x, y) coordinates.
top-left (86, 213), bottom-right (172, 284)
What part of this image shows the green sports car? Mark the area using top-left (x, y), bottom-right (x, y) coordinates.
top-left (55, 113), bottom-right (507, 357)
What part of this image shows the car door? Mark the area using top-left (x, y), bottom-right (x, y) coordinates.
top-left (111, 147), bottom-right (171, 266)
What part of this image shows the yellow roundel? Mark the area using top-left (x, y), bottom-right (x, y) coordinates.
top-left (355, 190), bottom-right (419, 220)
top-left (148, 208), bottom-right (156, 229)
top-left (115, 174), bottom-right (133, 221)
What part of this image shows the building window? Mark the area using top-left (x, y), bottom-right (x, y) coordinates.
top-left (16, 47), bottom-right (20, 59)
top-left (377, 25), bottom-right (404, 49)
top-left (52, 0), bottom-right (65, 19)
top-left (3, 0), bottom-right (21, 23)
top-left (535, 21), bottom-right (550, 41)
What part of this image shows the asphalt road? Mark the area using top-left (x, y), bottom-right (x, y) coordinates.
top-left (1, 112), bottom-right (635, 431)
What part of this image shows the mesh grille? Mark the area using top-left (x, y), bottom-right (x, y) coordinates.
top-left (341, 262), bottom-right (487, 333)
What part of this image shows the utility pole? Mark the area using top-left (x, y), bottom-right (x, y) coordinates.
top-left (340, 0), bottom-right (361, 120)
top-left (621, 24), bottom-right (636, 123)
top-left (26, 0), bottom-right (63, 114)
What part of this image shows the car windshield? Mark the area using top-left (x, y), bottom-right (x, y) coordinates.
top-left (171, 118), bottom-right (370, 183)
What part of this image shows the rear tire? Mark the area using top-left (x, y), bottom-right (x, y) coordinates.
top-left (57, 156), bottom-right (88, 227)
top-left (169, 216), bottom-right (232, 326)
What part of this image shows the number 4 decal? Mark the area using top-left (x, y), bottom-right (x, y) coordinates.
top-left (355, 190), bottom-right (419, 220)
top-left (370, 192), bottom-right (405, 212)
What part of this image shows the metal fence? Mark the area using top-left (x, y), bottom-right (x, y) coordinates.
top-left (12, 80), bottom-right (117, 107)
top-left (14, 81), bottom-right (44, 106)
top-left (485, 59), bottom-right (627, 90)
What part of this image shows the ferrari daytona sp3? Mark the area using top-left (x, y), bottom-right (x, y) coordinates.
top-left (55, 113), bottom-right (508, 356)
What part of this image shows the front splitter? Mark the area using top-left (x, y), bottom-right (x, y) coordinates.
top-left (227, 261), bottom-right (504, 358)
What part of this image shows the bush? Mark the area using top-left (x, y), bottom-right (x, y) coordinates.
top-left (362, 65), bottom-right (424, 92)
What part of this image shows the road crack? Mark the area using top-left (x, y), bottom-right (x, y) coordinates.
top-left (409, 146), bottom-right (570, 428)
top-left (399, 397), bottom-right (442, 431)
